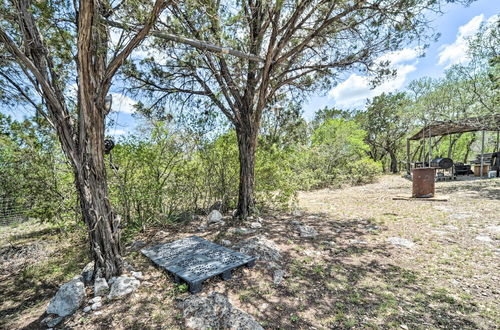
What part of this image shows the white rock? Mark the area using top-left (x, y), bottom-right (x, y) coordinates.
top-left (207, 210), bottom-right (223, 223)
top-left (449, 213), bottom-right (474, 220)
top-left (91, 301), bottom-right (102, 311)
top-left (250, 222), bottom-right (262, 229)
top-left (123, 261), bottom-right (136, 272)
top-left (302, 249), bottom-right (321, 257)
top-left (273, 269), bottom-right (285, 285)
top-left (431, 230), bottom-right (449, 236)
top-left (220, 239), bottom-right (232, 246)
top-left (298, 225), bottom-right (318, 238)
top-left (486, 226), bottom-right (500, 234)
top-left (46, 277), bottom-right (86, 317)
top-left (81, 261), bottom-right (95, 285)
top-left (475, 235), bottom-right (493, 242)
top-left (94, 277), bottom-right (109, 297)
top-left (83, 306), bottom-right (91, 313)
top-left (236, 236), bottom-right (282, 263)
top-left (234, 227), bottom-right (256, 235)
top-left (387, 237), bottom-right (415, 248)
top-left (107, 275), bottom-right (140, 299)
top-left (89, 296), bottom-right (102, 304)
top-left (131, 271), bottom-right (144, 280)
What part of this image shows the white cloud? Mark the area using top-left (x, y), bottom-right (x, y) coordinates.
top-left (376, 47), bottom-right (422, 66)
top-left (438, 14), bottom-right (484, 67)
top-left (110, 129), bottom-right (126, 136)
top-left (328, 47), bottom-right (420, 108)
top-left (111, 93), bottom-right (137, 114)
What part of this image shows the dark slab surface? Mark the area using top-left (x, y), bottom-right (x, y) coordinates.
top-left (141, 236), bottom-right (255, 293)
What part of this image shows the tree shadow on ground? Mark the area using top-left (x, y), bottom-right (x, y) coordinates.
top-left (0, 239), bottom-right (87, 330)
top-left (213, 211), bottom-right (481, 329)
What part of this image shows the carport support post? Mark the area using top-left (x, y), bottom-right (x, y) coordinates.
top-left (428, 126), bottom-right (432, 167)
top-left (480, 130), bottom-right (485, 177)
top-left (496, 130), bottom-right (499, 151)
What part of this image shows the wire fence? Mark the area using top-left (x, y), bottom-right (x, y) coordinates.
top-left (0, 196), bottom-right (31, 226)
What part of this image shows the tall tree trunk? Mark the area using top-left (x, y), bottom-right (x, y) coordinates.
top-left (463, 134), bottom-right (476, 163)
top-left (389, 150), bottom-right (398, 173)
top-left (73, 105), bottom-right (122, 278)
top-left (235, 123), bottom-right (257, 219)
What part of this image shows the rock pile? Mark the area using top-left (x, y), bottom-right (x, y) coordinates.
top-left (43, 262), bottom-right (143, 327)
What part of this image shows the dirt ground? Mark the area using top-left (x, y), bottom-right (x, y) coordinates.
top-left (1, 175), bottom-right (499, 329)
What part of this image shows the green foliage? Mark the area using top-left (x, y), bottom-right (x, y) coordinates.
top-left (0, 113), bottom-right (77, 225)
top-left (305, 118), bottom-right (377, 188)
top-left (359, 92), bottom-right (412, 173)
top-left (1, 109), bottom-right (382, 233)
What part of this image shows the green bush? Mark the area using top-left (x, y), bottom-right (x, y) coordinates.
top-left (344, 158), bottom-right (382, 185)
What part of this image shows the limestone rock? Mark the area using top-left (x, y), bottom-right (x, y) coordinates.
top-left (177, 292), bottom-right (263, 330)
top-left (124, 261), bottom-right (136, 272)
top-left (207, 210), bottom-right (223, 224)
top-left (230, 227), bottom-right (255, 235)
top-left (297, 225), bottom-right (318, 238)
top-left (220, 239), bottom-right (232, 246)
top-left (387, 237), bottom-right (415, 248)
top-left (486, 226), bottom-right (500, 235)
top-left (273, 269), bottom-right (285, 285)
top-left (107, 275), bottom-right (140, 299)
top-left (46, 277), bottom-right (85, 317)
top-left (131, 271), bottom-right (144, 280)
top-left (350, 239), bottom-right (368, 245)
top-left (475, 235), bottom-right (493, 243)
top-left (249, 222), bottom-right (262, 229)
top-left (81, 261), bottom-right (94, 285)
top-left (94, 277), bottom-right (109, 297)
top-left (89, 296), bottom-right (102, 304)
top-left (235, 236), bottom-right (281, 264)
top-left (43, 315), bottom-right (64, 328)
top-left (91, 301), bottom-right (102, 311)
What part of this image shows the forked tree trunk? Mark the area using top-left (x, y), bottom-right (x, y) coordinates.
top-left (235, 124), bottom-right (258, 219)
top-left (74, 147), bottom-right (122, 279)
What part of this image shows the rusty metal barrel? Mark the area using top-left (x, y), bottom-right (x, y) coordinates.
top-left (412, 168), bottom-right (436, 198)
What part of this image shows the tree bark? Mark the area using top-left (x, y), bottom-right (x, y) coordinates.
top-left (235, 123), bottom-right (258, 219)
top-left (73, 102), bottom-right (123, 279)
top-left (463, 134), bottom-right (476, 163)
top-left (389, 151), bottom-right (398, 173)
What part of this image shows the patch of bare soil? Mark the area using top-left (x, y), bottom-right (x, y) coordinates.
top-left (1, 176), bottom-right (499, 329)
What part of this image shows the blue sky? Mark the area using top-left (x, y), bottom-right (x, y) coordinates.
top-left (302, 0), bottom-right (500, 119)
top-left (2, 1), bottom-right (498, 136)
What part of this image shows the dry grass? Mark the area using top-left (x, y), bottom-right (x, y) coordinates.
top-left (1, 175), bottom-right (499, 329)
